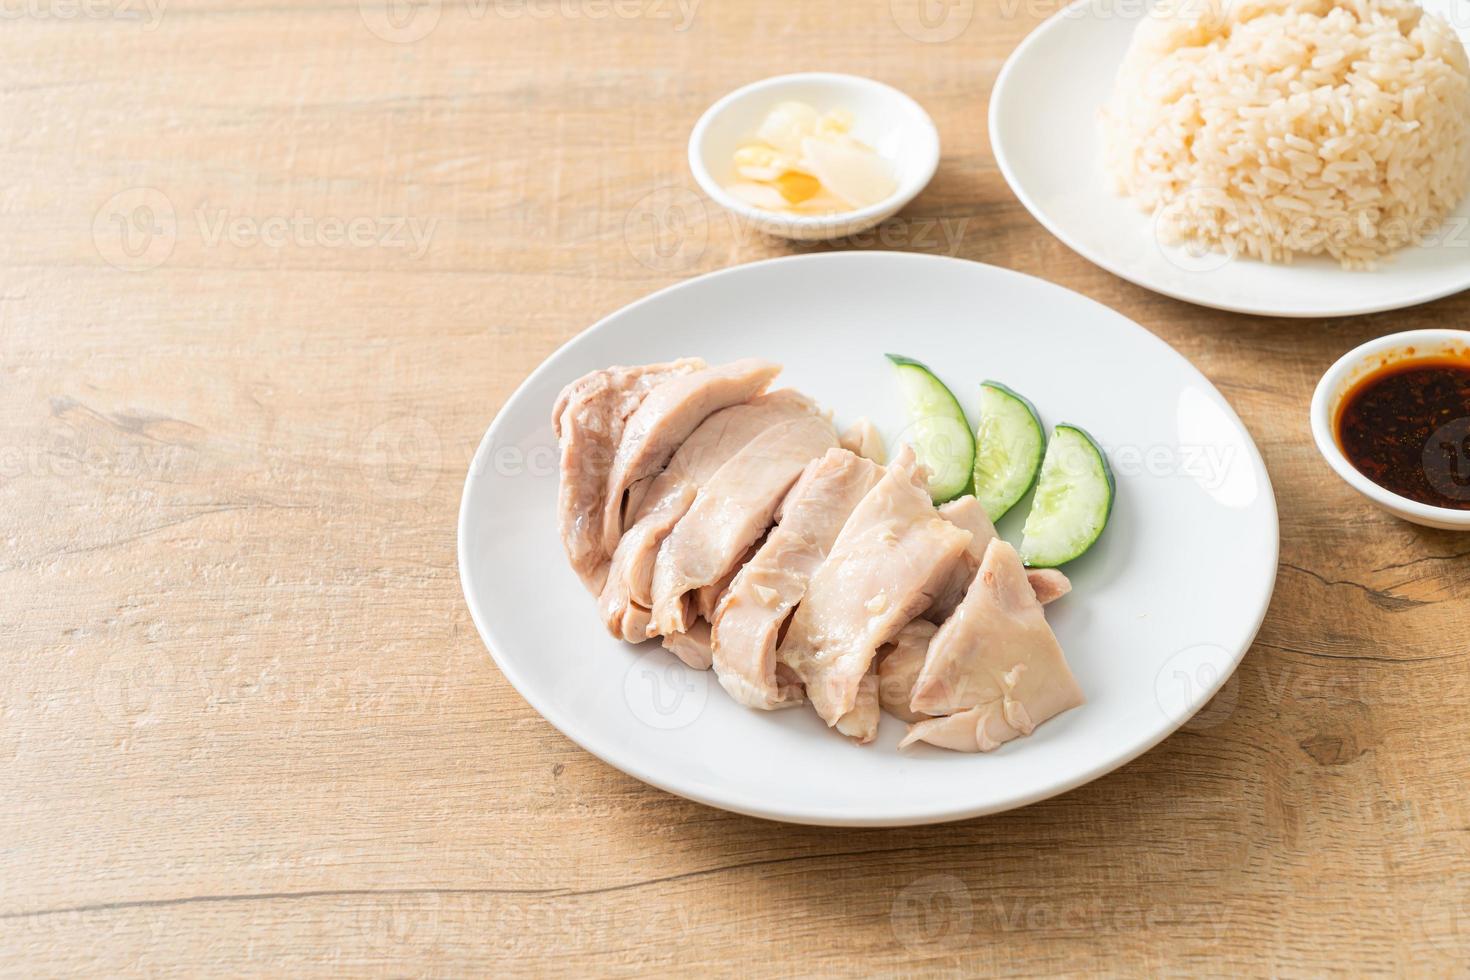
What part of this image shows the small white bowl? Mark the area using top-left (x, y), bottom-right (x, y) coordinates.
top-left (1310, 329), bottom-right (1470, 530)
top-left (688, 73), bottom-right (940, 241)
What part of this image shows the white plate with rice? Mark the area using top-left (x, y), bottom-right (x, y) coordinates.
top-left (990, 0), bottom-right (1470, 318)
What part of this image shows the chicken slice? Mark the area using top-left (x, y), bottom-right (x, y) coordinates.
top-left (927, 494), bottom-right (1071, 620)
top-left (711, 447), bottom-right (884, 710)
top-left (925, 495), bottom-right (998, 622)
top-left (600, 358), bottom-right (782, 556)
top-left (551, 358), bottom-right (702, 442)
top-left (603, 486), bottom-right (696, 642)
top-left (839, 417), bottom-right (886, 464)
top-left (773, 663), bottom-right (805, 703)
top-left (695, 540), bottom-right (761, 622)
top-left (877, 498), bottom-right (1071, 722)
top-left (776, 445), bottom-right (974, 726)
top-left (905, 538), bottom-right (1084, 750)
top-left (876, 619), bottom-right (938, 723)
top-left (553, 358), bottom-right (705, 591)
top-left (622, 475), bottom-right (656, 529)
top-left (597, 390), bottom-right (818, 642)
top-left (899, 702), bottom-right (1034, 753)
top-left (833, 669), bottom-right (880, 744)
top-left (649, 413), bottom-right (838, 638)
top-left (620, 602), bottom-right (652, 643)
top-left (1026, 568), bottom-right (1072, 606)
top-left (661, 619), bottom-right (714, 671)
top-left (880, 573), bottom-right (1070, 724)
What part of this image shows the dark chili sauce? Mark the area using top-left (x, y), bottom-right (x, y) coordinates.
top-left (1335, 353), bottom-right (1470, 510)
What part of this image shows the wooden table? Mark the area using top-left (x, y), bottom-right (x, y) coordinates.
top-left (4, 0), bottom-right (1467, 974)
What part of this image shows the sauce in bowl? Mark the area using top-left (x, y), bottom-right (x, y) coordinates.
top-left (1335, 354), bottom-right (1470, 510)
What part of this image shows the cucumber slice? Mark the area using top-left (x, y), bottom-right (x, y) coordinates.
top-left (972, 381), bottom-right (1045, 521)
top-left (1019, 424), bottom-right (1115, 567)
top-left (885, 354), bottom-right (975, 503)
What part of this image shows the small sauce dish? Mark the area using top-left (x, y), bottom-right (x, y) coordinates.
top-left (688, 73), bottom-right (940, 241)
top-left (1310, 329), bottom-right (1470, 530)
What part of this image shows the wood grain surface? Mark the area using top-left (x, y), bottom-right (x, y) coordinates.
top-left (2, 0), bottom-right (1468, 974)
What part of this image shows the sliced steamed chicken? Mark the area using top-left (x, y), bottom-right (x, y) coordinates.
top-left (878, 503), bottom-right (1070, 726)
top-left (648, 413), bottom-right (837, 639)
top-left (554, 356), bottom-right (1085, 755)
top-left (838, 417), bottom-right (886, 464)
top-left (925, 495), bottom-right (999, 622)
top-left (926, 494), bottom-right (1071, 622)
top-left (662, 620), bottom-right (714, 671)
top-left (1026, 568), bottom-right (1072, 606)
top-left (600, 358), bottom-right (782, 557)
top-left (834, 669), bottom-right (881, 744)
top-left (711, 447), bottom-right (885, 710)
top-left (553, 358), bottom-right (705, 592)
top-left (597, 390), bottom-right (818, 642)
top-left (695, 539), bottom-right (762, 623)
top-left (875, 619), bottom-right (938, 723)
top-left (776, 445), bottom-right (973, 726)
top-left (903, 538), bottom-right (1084, 752)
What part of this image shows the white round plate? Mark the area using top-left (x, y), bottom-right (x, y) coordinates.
top-left (458, 252), bottom-right (1279, 826)
top-left (990, 0), bottom-right (1470, 318)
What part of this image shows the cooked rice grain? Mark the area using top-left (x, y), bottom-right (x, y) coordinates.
top-left (1101, 0), bottom-right (1470, 268)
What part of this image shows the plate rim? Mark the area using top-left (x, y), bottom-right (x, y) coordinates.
top-left (988, 0), bottom-right (1470, 319)
top-left (457, 250), bottom-right (1280, 826)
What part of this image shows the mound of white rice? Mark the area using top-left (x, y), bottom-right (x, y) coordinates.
top-left (1101, 0), bottom-right (1470, 268)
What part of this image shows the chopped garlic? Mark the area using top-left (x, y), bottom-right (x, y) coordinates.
top-left (733, 144), bottom-right (793, 182)
top-left (816, 108), bottom-right (854, 137)
top-left (757, 101), bottom-right (821, 155)
top-left (724, 101), bottom-right (897, 216)
top-left (865, 593), bottom-right (888, 614)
